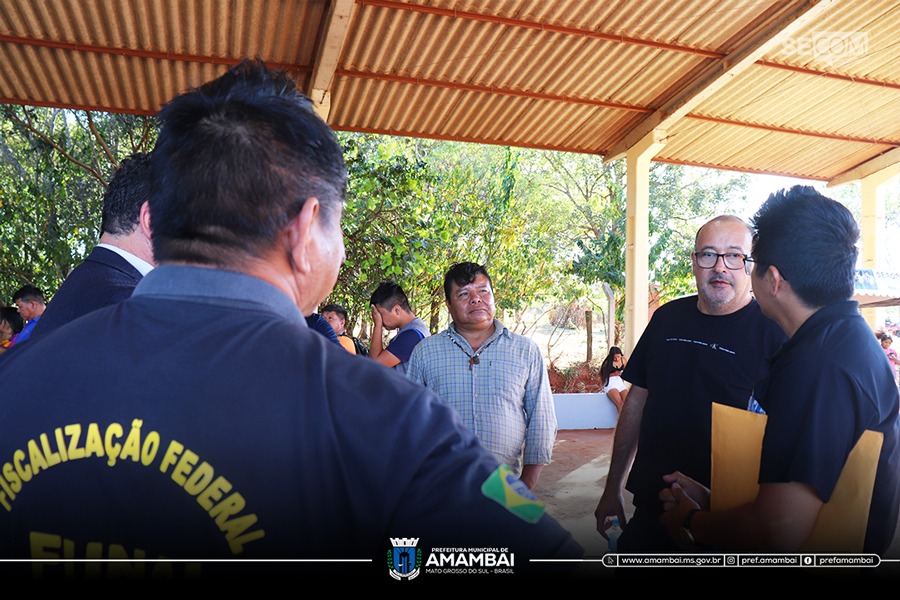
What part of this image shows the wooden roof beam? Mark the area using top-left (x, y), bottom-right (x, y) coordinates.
top-left (829, 147), bottom-right (900, 187)
top-left (308, 0), bottom-right (355, 122)
top-left (606, 0), bottom-right (834, 162)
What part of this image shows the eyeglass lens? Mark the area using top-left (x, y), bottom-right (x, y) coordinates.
top-left (695, 252), bottom-right (746, 270)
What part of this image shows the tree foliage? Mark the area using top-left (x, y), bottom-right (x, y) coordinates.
top-left (548, 156), bottom-right (747, 302)
top-left (0, 106), bottom-right (155, 301)
top-left (537, 151), bottom-right (751, 339)
top-left (327, 133), bottom-right (433, 336)
top-left (14, 104), bottom-right (888, 349)
top-left (330, 134), bottom-right (569, 338)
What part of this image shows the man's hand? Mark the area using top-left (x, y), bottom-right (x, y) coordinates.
top-left (658, 480), bottom-right (702, 548)
top-left (660, 471), bottom-right (710, 512)
top-left (371, 304), bottom-right (382, 328)
top-left (594, 489), bottom-right (627, 541)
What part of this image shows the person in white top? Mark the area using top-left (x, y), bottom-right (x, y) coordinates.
top-left (600, 346), bottom-right (629, 411)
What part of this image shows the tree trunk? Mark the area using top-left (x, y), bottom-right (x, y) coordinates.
top-left (585, 309), bottom-right (593, 362)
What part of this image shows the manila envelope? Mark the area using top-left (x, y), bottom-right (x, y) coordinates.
top-left (710, 402), bottom-right (882, 552)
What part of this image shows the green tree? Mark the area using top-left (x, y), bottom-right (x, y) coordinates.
top-left (0, 106), bottom-right (155, 301)
top-left (539, 151), bottom-right (750, 343)
top-left (327, 132), bottom-right (433, 337)
top-left (420, 142), bottom-right (566, 326)
top-left (332, 135), bottom-right (573, 340)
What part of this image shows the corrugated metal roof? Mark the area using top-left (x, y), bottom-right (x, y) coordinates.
top-left (1, 0), bottom-right (898, 182)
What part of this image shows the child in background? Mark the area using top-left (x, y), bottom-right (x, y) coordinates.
top-left (882, 334), bottom-right (900, 386)
top-left (0, 307), bottom-right (24, 354)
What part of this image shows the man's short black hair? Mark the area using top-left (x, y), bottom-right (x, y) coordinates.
top-left (12, 285), bottom-right (45, 305)
top-left (150, 58), bottom-right (347, 266)
top-left (321, 303), bottom-right (348, 322)
top-left (370, 282), bottom-right (411, 312)
top-left (101, 152), bottom-right (152, 236)
top-left (443, 262), bottom-right (492, 300)
top-left (751, 185), bottom-right (859, 308)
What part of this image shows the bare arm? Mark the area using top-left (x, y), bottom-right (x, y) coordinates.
top-left (594, 384), bottom-right (647, 537)
top-left (372, 348), bottom-right (400, 368)
top-left (519, 464), bottom-right (544, 490)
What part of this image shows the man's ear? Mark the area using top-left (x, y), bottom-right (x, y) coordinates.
top-left (768, 265), bottom-right (787, 295)
top-left (758, 264), bottom-right (790, 298)
top-left (753, 264), bottom-right (773, 298)
top-left (285, 198), bottom-right (319, 275)
top-left (139, 201), bottom-right (152, 239)
top-left (138, 201), bottom-right (157, 265)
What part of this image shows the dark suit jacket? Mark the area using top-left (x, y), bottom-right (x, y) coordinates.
top-left (29, 246), bottom-right (144, 340)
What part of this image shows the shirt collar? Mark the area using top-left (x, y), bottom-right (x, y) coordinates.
top-left (768, 300), bottom-right (859, 364)
top-left (447, 318), bottom-right (509, 349)
top-left (96, 243), bottom-right (155, 276)
top-left (132, 265), bottom-right (306, 327)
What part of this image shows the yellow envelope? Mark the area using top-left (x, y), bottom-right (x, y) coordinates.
top-left (710, 402), bottom-right (882, 552)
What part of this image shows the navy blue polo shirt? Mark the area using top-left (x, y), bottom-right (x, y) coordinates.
top-left (0, 266), bottom-right (581, 576)
top-left (756, 301), bottom-right (900, 555)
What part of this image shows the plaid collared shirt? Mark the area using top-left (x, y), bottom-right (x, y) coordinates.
top-left (407, 319), bottom-right (557, 475)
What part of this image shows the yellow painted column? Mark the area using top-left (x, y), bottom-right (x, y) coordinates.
top-left (859, 170), bottom-right (897, 329)
top-left (624, 131), bottom-right (665, 356)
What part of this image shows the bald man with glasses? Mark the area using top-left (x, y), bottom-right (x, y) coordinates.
top-left (594, 215), bottom-right (787, 553)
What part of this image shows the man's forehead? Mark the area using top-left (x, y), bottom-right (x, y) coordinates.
top-left (696, 241), bottom-right (749, 251)
top-left (452, 275), bottom-right (491, 291)
top-left (695, 222), bottom-right (751, 251)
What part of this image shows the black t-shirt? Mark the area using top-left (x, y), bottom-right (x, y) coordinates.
top-left (623, 295), bottom-right (786, 507)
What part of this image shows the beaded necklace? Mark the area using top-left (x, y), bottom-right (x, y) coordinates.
top-left (448, 334), bottom-right (498, 371)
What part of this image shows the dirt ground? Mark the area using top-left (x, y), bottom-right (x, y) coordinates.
top-left (532, 428), bottom-right (630, 558)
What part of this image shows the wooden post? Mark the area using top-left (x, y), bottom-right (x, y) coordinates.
top-left (585, 309), bottom-right (593, 362)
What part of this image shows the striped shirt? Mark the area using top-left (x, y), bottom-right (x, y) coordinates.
top-left (407, 319), bottom-right (557, 475)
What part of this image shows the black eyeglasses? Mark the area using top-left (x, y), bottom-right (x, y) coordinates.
top-left (693, 251), bottom-right (754, 274)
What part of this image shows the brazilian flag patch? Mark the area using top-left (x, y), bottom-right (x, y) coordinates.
top-left (480, 464), bottom-right (545, 523)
